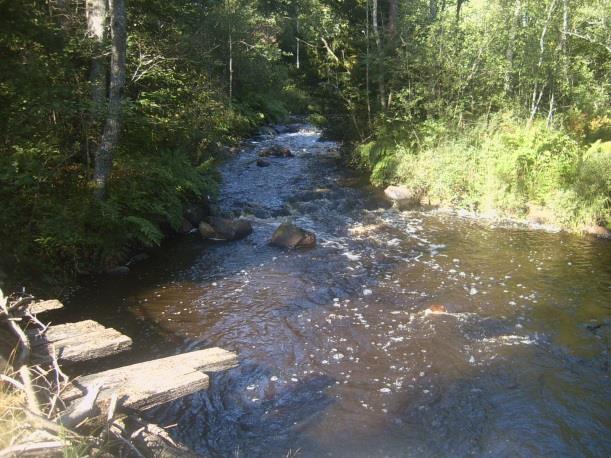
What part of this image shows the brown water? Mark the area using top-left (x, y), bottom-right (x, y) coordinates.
top-left (66, 124), bottom-right (611, 457)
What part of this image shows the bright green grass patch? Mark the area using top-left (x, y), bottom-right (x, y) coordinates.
top-left (354, 113), bottom-right (611, 231)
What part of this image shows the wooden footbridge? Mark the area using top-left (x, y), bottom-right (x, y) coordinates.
top-left (19, 299), bottom-right (238, 416)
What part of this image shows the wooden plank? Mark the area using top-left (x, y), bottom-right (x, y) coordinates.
top-left (62, 347), bottom-right (238, 412)
top-left (29, 299), bottom-right (63, 315)
top-left (27, 320), bottom-right (132, 365)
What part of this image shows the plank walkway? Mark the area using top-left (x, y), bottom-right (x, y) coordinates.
top-left (28, 320), bottom-right (133, 365)
top-left (62, 347), bottom-right (238, 413)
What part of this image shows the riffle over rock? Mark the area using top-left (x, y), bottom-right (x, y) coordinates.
top-left (259, 145), bottom-right (294, 158)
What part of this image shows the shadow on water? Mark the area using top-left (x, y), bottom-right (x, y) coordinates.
top-left (64, 124), bottom-right (611, 457)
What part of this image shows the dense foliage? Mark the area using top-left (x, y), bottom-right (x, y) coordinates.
top-left (1, 0), bottom-right (609, 285)
top-left (0, 0), bottom-right (295, 284)
top-left (290, 0), bottom-right (611, 230)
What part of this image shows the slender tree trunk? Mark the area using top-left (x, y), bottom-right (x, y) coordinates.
top-left (229, 32), bottom-right (233, 106)
top-left (504, 0), bottom-right (521, 94)
top-left (372, 0), bottom-right (386, 110)
top-left (561, 0), bottom-right (569, 82)
top-left (86, 0), bottom-right (107, 170)
top-left (429, 0), bottom-right (438, 20)
top-left (388, 0), bottom-right (398, 39)
top-left (528, 0), bottom-right (557, 126)
top-left (93, 0), bottom-right (126, 200)
top-left (365, 0), bottom-right (372, 126)
top-left (296, 15), bottom-right (300, 69)
top-left (456, 0), bottom-right (464, 21)
top-left (86, 0), bottom-right (107, 121)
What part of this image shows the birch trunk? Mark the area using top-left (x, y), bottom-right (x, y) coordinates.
top-left (372, 0), bottom-right (386, 110)
top-left (93, 0), bottom-right (126, 200)
top-left (86, 0), bottom-right (107, 120)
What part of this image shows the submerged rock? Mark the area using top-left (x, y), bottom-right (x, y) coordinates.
top-left (384, 185), bottom-right (421, 210)
top-left (259, 145), bottom-right (294, 158)
top-left (425, 304), bottom-right (447, 315)
top-left (270, 223), bottom-right (316, 249)
top-left (258, 126), bottom-right (277, 138)
top-left (107, 265), bottom-right (130, 275)
top-left (256, 159), bottom-right (271, 167)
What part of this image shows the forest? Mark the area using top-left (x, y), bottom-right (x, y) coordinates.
top-left (1, 0), bottom-right (610, 285)
top-left (1, 2), bottom-right (611, 456)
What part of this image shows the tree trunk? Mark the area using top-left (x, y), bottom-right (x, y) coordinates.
top-left (429, 0), bottom-right (438, 20)
top-left (296, 15), bottom-right (300, 69)
top-left (86, 0), bottom-right (107, 122)
top-left (372, 0), bottom-right (386, 110)
top-left (388, 0), bottom-right (398, 39)
top-left (229, 32), bottom-right (233, 106)
top-left (365, 0), bottom-right (372, 126)
top-left (456, 0), bottom-right (464, 21)
top-left (504, 0), bottom-right (521, 94)
top-left (561, 0), bottom-right (569, 82)
top-left (93, 0), bottom-right (126, 200)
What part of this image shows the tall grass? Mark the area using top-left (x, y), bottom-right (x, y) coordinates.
top-left (354, 113), bottom-right (611, 231)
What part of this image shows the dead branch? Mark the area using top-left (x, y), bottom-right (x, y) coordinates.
top-left (0, 440), bottom-right (64, 458)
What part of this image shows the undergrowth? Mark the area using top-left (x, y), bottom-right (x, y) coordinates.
top-left (353, 112), bottom-right (611, 231)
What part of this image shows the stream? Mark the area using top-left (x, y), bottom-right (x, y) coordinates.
top-left (66, 123), bottom-right (611, 457)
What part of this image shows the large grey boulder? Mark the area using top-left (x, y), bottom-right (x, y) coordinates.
top-left (270, 223), bottom-right (316, 249)
top-left (384, 185), bottom-right (421, 210)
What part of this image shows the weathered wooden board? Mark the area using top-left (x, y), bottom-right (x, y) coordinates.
top-left (62, 347), bottom-right (238, 412)
top-left (27, 320), bottom-right (132, 365)
top-left (29, 299), bottom-right (64, 315)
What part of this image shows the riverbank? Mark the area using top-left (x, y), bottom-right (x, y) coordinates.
top-left (350, 114), bottom-right (611, 238)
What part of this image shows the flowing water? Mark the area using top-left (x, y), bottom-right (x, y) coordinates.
top-left (66, 124), bottom-right (611, 457)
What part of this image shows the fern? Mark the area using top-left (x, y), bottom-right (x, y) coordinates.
top-left (125, 216), bottom-right (163, 247)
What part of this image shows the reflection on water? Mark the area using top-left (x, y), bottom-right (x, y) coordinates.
top-left (67, 125), bottom-right (611, 457)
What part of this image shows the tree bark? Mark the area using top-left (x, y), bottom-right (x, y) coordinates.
top-left (365, 0), bottom-right (372, 126)
top-left (504, 0), bottom-right (521, 94)
top-left (429, 0), bottom-right (438, 21)
top-left (456, 0), bottom-right (464, 21)
top-left (372, 0), bottom-right (386, 110)
top-left (93, 0), bottom-right (126, 200)
top-left (388, 0), bottom-right (398, 39)
top-left (86, 0), bottom-right (107, 118)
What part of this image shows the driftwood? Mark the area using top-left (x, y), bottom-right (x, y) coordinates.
top-left (62, 347), bottom-right (238, 414)
top-left (28, 320), bottom-right (132, 366)
top-left (0, 440), bottom-right (65, 458)
top-left (126, 417), bottom-right (200, 458)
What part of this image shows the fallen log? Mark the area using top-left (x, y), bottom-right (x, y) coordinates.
top-left (62, 347), bottom-right (238, 414)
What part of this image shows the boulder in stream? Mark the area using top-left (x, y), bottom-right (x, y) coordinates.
top-left (256, 159), bottom-right (271, 167)
top-left (259, 145), bottom-right (294, 158)
top-left (198, 221), bottom-right (216, 239)
top-left (270, 223), bottom-right (316, 249)
top-left (384, 185), bottom-right (421, 210)
top-left (206, 217), bottom-right (253, 241)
